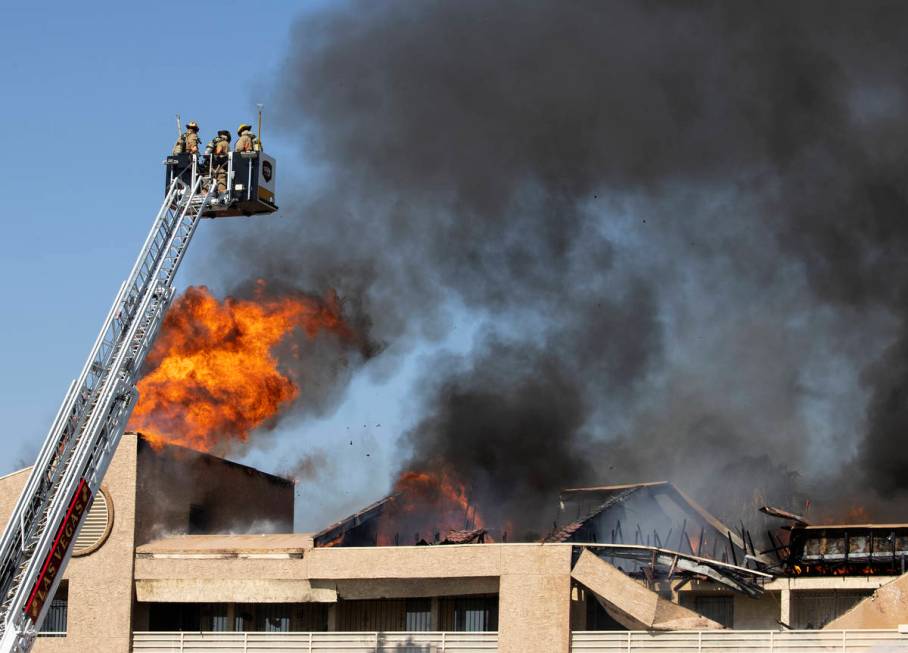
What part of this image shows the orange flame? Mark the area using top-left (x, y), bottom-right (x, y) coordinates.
top-left (127, 283), bottom-right (351, 453)
top-left (376, 470), bottom-right (487, 545)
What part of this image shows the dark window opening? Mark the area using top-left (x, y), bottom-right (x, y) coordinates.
top-left (585, 595), bottom-right (626, 631)
top-left (201, 603), bottom-right (229, 631)
top-left (39, 581), bottom-right (68, 635)
top-left (792, 591), bottom-right (871, 630)
top-left (252, 603), bottom-right (290, 632)
top-left (336, 599), bottom-right (406, 631)
top-left (405, 598), bottom-right (432, 631)
top-left (188, 504), bottom-right (210, 534)
top-left (693, 595), bottom-right (734, 629)
top-left (149, 603), bottom-right (200, 631)
top-left (146, 603), bottom-right (328, 632)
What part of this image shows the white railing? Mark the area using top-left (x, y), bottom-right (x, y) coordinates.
top-left (572, 630), bottom-right (908, 652)
top-left (133, 631), bottom-right (497, 652)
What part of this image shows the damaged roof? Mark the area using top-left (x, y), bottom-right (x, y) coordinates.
top-left (437, 528), bottom-right (487, 545)
top-left (547, 481), bottom-right (746, 551)
top-left (313, 494), bottom-right (396, 547)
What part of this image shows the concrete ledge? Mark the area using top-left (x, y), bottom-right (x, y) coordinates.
top-left (135, 578), bottom-right (336, 603)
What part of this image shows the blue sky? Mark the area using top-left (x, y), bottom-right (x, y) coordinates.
top-left (0, 0), bottom-right (464, 530)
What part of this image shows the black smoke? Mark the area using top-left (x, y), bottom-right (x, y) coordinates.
top-left (212, 0), bottom-right (908, 533)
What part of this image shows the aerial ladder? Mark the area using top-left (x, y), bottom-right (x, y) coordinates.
top-left (0, 133), bottom-right (278, 652)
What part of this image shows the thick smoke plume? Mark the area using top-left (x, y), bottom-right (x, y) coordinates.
top-left (213, 0), bottom-right (908, 534)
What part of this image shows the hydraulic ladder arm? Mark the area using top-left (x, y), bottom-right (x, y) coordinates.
top-left (0, 163), bottom-right (216, 653)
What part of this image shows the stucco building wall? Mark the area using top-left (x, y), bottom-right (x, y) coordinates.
top-left (133, 435), bottom-right (293, 544)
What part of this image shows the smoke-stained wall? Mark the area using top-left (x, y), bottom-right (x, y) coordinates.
top-left (134, 435), bottom-right (294, 544)
top-left (207, 1), bottom-right (908, 535)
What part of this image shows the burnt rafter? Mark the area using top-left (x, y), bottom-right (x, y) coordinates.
top-left (579, 543), bottom-right (772, 597)
top-left (759, 505), bottom-right (809, 526)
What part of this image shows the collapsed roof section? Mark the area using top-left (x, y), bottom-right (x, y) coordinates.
top-left (547, 482), bottom-right (765, 568)
top-left (313, 481), bottom-right (768, 569)
top-left (579, 543), bottom-right (771, 597)
top-left (571, 548), bottom-right (727, 630)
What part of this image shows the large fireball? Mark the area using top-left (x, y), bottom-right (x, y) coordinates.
top-left (128, 283), bottom-right (351, 452)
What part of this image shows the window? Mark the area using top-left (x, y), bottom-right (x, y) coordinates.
top-left (439, 596), bottom-right (498, 632)
top-left (693, 595), bottom-right (734, 628)
top-left (200, 604), bottom-right (229, 631)
top-left (149, 603), bottom-right (200, 631)
top-left (38, 581), bottom-right (68, 635)
top-left (234, 605), bottom-right (254, 633)
top-left (144, 602), bottom-right (330, 632)
top-left (792, 591), bottom-right (870, 629)
top-left (405, 598), bottom-right (432, 631)
top-left (336, 599), bottom-right (406, 631)
top-left (188, 504), bottom-right (210, 534)
top-left (256, 604), bottom-right (290, 632)
top-left (456, 600), bottom-right (491, 631)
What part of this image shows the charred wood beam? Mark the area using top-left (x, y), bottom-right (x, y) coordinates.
top-left (759, 505), bottom-right (808, 526)
top-left (762, 530), bottom-right (788, 562)
top-left (579, 543), bottom-right (771, 597)
top-left (727, 531), bottom-right (738, 566)
top-left (746, 530), bottom-right (757, 559)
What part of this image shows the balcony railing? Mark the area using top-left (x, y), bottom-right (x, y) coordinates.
top-left (131, 629), bottom-right (908, 652)
top-left (132, 631), bottom-right (497, 652)
top-left (571, 629), bottom-right (908, 652)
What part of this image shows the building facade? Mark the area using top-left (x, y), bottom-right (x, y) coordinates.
top-left (1, 434), bottom-right (906, 653)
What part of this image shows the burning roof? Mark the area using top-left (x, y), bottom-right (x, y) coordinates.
top-left (313, 495), bottom-right (395, 548)
top-left (313, 479), bottom-right (757, 563)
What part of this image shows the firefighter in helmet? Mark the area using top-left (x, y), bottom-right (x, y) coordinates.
top-left (235, 123), bottom-right (260, 153)
top-left (210, 130), bottom-right (231, 198)
top-left (172, 121), bottom-right (201, 155)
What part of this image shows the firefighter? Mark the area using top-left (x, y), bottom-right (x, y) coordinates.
top-left (235, 123), bottom-right (259, 152)
top-left (201, 130), bottom-right (224, 168)
top-left (172, 121), bottom-right (201, 155)
top-left (211, 130), bottom-right (231, 197)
